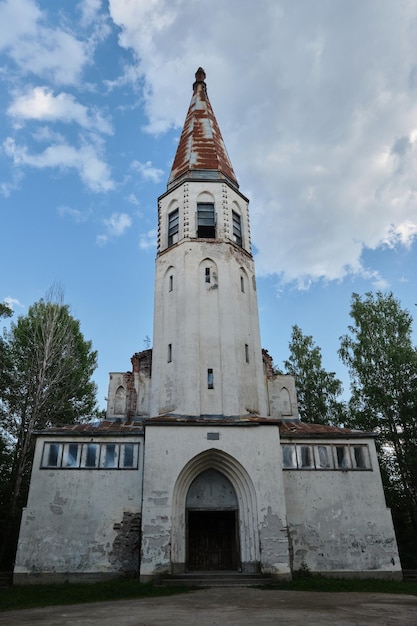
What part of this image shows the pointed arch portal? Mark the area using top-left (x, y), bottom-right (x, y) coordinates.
top-left (171, 449), bottom-right (260, 573)
top-left (186, 469), bottom-right (238, 570)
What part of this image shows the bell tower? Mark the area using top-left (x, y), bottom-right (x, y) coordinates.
top-left (150, 68), bottom-right (268, 418)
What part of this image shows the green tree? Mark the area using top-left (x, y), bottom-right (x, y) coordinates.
top-left (339, 291), bottom-right (417, 565)
top-left (283, 324), bottom-right (345, 424)
top-left (0, 288), bottom-right (98, 567)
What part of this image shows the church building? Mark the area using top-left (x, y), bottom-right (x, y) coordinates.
top-left (14, 69), bottom-right (401, 583)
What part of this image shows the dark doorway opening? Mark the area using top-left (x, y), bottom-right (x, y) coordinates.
top-left (187, 510), bottom-right (238, 571)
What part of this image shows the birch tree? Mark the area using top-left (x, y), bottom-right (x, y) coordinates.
top-left (339, 291), bottom-right (417, 563)
top-left (284, 324), bottom-right (345, 424)
top-left (0, 287), bottom-right (97, 566)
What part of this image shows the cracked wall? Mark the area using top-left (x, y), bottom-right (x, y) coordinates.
top-left (282, 438), bottom-right (401, 576)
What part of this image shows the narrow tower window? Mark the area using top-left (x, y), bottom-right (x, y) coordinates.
top-left (168, 343), bottom-right (172, 363)
top-left (168, 209), bottom-right (179, 246)
top-left (207, 368), bottom-right (214, 389)
top-left (205, 267), bottom-right (211, 283)
top-left (240, 276), bottom-right (245, 292)
top-left (232, 210), bottom-right (242, 246)
top-left (245, 343), bottom-right (249, 363)
top-left (169, 275), bottom-right (173, 291)
top-left (197, 203), bottom-right (215, 238)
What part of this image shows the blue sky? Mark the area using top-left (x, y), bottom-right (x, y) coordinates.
top-left (1, 0), bottom-right (417, 411)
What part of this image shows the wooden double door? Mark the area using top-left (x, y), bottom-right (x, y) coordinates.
top-left (187, 509), bottom-right (239, 571)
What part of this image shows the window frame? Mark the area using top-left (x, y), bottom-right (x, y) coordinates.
top-left (168, 208), bottom-right (179, 247)
top-left (197, 203), bottom-right (216, 238)
top-left (41, 441), bottom-right (140, 470)
top-left (232, 210), bottom-right (242, 246)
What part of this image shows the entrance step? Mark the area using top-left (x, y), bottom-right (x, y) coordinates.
top-left (159, 572), bottom-right (272, 587)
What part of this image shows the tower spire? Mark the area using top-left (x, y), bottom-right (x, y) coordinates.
top-left (168, 67), bottom-right (238, 190)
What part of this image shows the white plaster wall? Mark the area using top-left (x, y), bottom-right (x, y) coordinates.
top-left (14, 435), bottom-right (144, 580)
top-left (151, 178), bottom-right (267, 419)
top-left (282, 437), bottom-right (401, 577)
top-left (107, 373), bottom-right (126, 416)
top-left (140, 424), bottom-right (290, 579)
top-left (151, 240), bottom-right (268, 417)
top-left (267, 375), bottom-right (299, 419)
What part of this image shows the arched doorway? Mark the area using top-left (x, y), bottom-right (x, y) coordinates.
top-left (186, 469), bottom-right (239, 571)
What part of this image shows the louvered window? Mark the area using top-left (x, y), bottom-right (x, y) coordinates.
top-left (232, 210), bottom-right (242, 246)
top-left (197, 203), bottom-right (215, 238)
top-left (168, 209), bottom-right (179, 246)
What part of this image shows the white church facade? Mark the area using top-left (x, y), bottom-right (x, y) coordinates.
top-left (14, 69), bottom-right (401, 583)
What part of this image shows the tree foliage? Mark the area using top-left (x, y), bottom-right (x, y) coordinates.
top-left (339, 291), bottom-right (417, 547)
top-left (284, 324), bottom-right (345, 424)
top-left (0, 288), bottom-right (98, 567)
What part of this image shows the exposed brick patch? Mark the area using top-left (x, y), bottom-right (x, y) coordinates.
top-left (109, 512), bottom-right (141, 573)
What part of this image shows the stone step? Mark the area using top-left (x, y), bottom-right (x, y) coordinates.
top-left (0, 571), bottom-right (13, 587)
top-left (403, 569), bottom-right (417, 581)
top-left (159, 572), bottom-right (272, 587)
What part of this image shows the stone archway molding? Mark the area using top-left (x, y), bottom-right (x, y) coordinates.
top-left (171, 448), bottom-right (260, 573)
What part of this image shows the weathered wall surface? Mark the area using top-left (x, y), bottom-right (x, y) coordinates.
top-left (14, 435), bottom-right (144, 583)
top-left (140, 423), bottom-right (291, 580)
top-left (151, 179), bottom-right (268, 420)
top-left (282, 437), bottom-right (401, 578)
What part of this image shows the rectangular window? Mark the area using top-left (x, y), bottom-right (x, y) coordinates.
top-left (334, 445), bottom-right (350, 469)
top-left (169, 275), bottom-right (173, 291)
top-left (232, 210), bottom-right (242, 246)
top-left (245, 343), bottom-right (249, 363)
top-left (282, 444), bottom-right (297, 468)
top-left (315, 445), bottom-right (332, 469)
top-left (168, 209), bottom-right (179, 246)
top-left (41, 442), bottom-right (140, 470)
top-left (63, 443), bottom-right (80, 468)
top-left (197, 203), bottom-right (215, 238)
top-left (101, 443), bottom-right (117, 468)
top-left (168, 343), bottom-right (172, 363)
top-left (205, 267), bottom-right (211, 283)
top-left (352, 445), bottom-right (369, 469)
top-left (207, 368), bottom-right (214, 389)
top-left (84, 443), bottom-right (99, 468)
top-left (240, 276), bottom-right (245, 292)
top-left (297, 445), bottom-right (314, 469)
top-left (121, 443), bottom-right (137, 468)
top-left (43, 442), bottom-right (61, 467)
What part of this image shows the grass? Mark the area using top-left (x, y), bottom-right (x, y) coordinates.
top-left (0, 578), bottom-right (189, 612)
top-left (1, 576), bottom-right (416, 612)
top-left (261, 575), bottom-right (417, 596)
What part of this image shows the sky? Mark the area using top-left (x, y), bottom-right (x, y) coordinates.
top-left (1, 0), bottom-right (417, 411)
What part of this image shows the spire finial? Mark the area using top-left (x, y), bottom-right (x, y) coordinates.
top-left (195, 67), bottom-right (206, 82)
top-left (193, 67), bottom-right (207, 94)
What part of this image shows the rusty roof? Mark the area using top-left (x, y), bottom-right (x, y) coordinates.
top-left (167, 67), bottom-right (238, 190)
top-left (279, 421), bottom-right (374, 439)
top-left (36, 417), bottom-right (373, 439)
top-left (36, 420), bottom-right (144, 436)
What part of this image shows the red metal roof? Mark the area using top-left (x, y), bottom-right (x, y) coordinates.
top-left (36, 420), bottom-right (144, 436)
top-left (168, 67), bottom-right (238, 189)
top-left (37, 417), bottom-right (372, 439)
top-left (279, 421), bottom-right (372, 438)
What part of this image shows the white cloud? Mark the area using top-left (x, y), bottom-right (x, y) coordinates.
top-left (139, 228), bottom-right (157, 251)
top-left (97, 212), bottom-right (132, 245)
top-left (4, 296), bottom-right (24, 311)
top-left (3, 137), bottom-right (114, 192)
top-left (131, 160), bottom-right (164, 183)
top-left (8, 87), bottom-right (113, 135)
top-left (57, 205), bottom-right (91, 223)
top-left (108, 0), bottom-right (417, 286)
top-left (79, 0), bottom-right (102, 27)
top-left (0, 0), bottom-right (90, 85)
